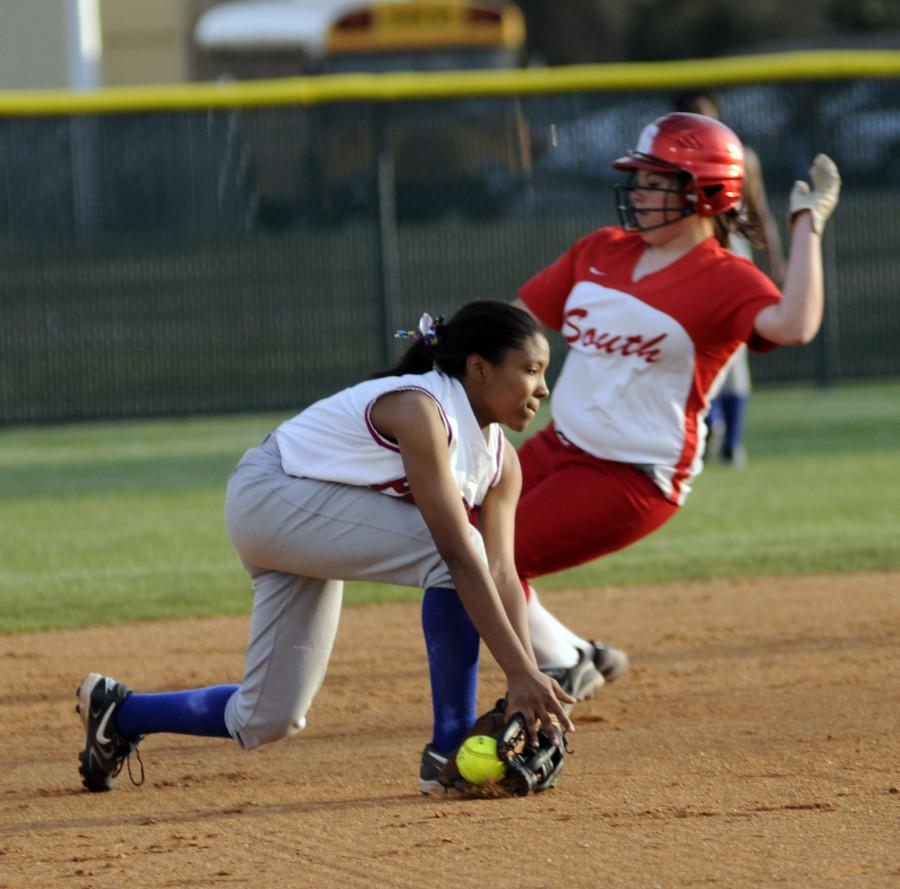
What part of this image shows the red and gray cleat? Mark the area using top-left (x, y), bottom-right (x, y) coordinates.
top-left (590, 641), bottom-right (630, 682)
top-left (542, 647), bottom-right (605, 715)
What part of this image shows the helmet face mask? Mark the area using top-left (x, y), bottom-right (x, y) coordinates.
top-left (611, 112), bottom-right (745, 232)
top-left (614, 171), bottom-right (694, 233)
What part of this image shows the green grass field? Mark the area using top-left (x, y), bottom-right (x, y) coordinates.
top-left (2, 379), bottom-right (898, 634)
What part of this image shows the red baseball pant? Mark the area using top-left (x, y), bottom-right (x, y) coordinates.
top-left (514, 424), bottom-right (679, 581)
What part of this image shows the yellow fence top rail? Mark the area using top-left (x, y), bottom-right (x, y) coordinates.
top-left (1, 50), bottom-right (899, 116)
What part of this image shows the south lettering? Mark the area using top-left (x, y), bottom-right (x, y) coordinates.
top-left (562, 308), bottom-right (667, 364)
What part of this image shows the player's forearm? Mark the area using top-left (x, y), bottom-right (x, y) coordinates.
top-left (756, 213), bottom-right (824, 345)
top-left (445, 556), bottom-right (534, 674)
top-left (492, 566), bottom-right (536, 664)
top-left (781, 213), bottom-right (825, 343)
top-left (765, 153), bottom-right (840, 344)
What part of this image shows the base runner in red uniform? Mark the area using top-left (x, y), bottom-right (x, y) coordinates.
top-left (512, 112), bottom-right (841, 701)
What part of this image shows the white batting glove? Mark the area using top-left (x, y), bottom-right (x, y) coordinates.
top-left (789, 154), bottom-right (841, 235)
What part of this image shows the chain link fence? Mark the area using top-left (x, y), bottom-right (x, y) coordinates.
top-left (1, 70), bottom-right (899, 423)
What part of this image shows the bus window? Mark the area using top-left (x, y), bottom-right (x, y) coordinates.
top-left (193, 1), bottom-right (530, 223)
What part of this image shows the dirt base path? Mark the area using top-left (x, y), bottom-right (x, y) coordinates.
top-left (2, 572), bottom-right (898, 889)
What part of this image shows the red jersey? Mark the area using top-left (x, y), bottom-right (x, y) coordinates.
top-left (519, 227), bottom-right (781, 504)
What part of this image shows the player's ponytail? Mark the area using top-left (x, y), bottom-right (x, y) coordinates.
top-left (370, 300), bottom-right (541, 380)
top-left (713, 208), bottom-right (764, 250)
top-left (374, 331), bottom-right (442, 378)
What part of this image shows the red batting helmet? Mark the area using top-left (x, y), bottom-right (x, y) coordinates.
top-left (612, 112), bottom-right (745, 216)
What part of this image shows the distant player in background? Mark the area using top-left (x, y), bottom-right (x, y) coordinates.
top-left (75, 301), bottom-right (574, 794)
top-left (496, 111), bottom-right (839, 701)
top-left (674, 89), bottom-right (787, 468)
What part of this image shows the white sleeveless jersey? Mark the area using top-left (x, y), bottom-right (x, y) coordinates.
top-left (275, 370), bottom-right (505, 510)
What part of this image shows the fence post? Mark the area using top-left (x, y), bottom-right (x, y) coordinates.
top-left (373, 104), bottom-right (399, 368)
top-left (70, 115), bottom-right (100, 245)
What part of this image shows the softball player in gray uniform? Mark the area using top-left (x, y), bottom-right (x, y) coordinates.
top-left (75, 300), bottom-right (574, 793)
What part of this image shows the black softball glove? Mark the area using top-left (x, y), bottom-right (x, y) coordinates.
top-left (439, 698), bottom-right (568, 797)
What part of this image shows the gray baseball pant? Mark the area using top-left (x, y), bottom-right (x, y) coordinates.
top-left (222, 434), bottom-right (485, 750)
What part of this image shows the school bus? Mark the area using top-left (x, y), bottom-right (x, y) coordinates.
top-left (193, 0), bottom-right (531, 223)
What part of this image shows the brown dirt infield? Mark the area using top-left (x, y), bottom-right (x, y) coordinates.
top-left (2, 572), bottom-right (898, 889)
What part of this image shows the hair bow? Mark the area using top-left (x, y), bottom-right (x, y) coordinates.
top-left (394, 312), bottom-right (444, 347)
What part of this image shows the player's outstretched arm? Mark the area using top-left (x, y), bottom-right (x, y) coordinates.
top-left (753, 155), bottom-right (841, 346)
top-left (478, 440), bottom-right (532, 656)
top-left (477, 441), bottom-right (575, 735)
top-left (371, 390), bottom-right (574, 743)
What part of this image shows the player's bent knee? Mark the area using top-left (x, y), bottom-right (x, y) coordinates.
top-left (225, 689), bottom-right (310, 750)
top-left (232, 715), bottom-right (308, 751)
top-left (422, 528), bottom-right (486, 589)
top-left (422, 553), bottom-right (453, 589)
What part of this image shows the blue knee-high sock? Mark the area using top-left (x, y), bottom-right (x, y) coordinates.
top-left (719, 394), bottom-right (748, 450)
top-left (114, 685), bottom-right (238, 740)
top-left (421, 587), bottom-right (480, 753)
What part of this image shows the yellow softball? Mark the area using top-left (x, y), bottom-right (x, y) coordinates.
top-left (455, 735), bottom-right (507, 785)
